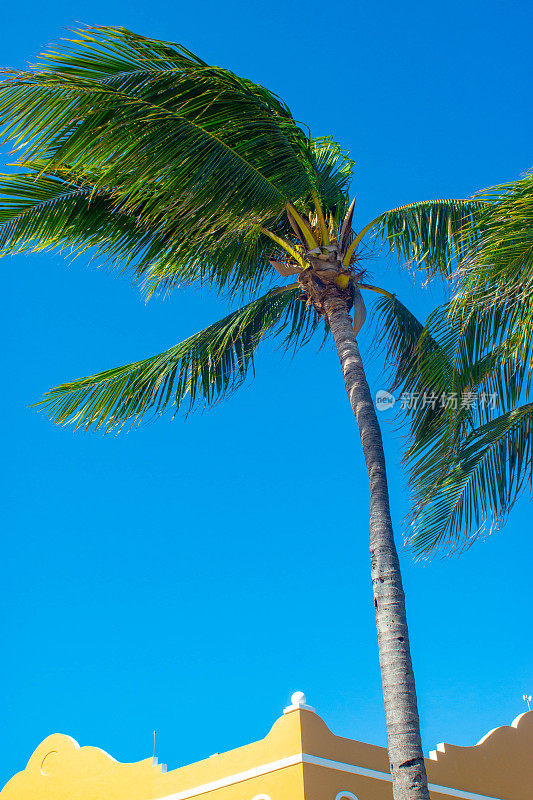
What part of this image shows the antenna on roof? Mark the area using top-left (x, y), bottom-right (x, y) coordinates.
top-left (153, 730), bottom-right (157, 759)
top-left (523, 694), bottom-right (532, 712)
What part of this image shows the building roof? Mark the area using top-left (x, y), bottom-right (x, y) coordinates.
top-left (2, 694), bottom-right (531, 800)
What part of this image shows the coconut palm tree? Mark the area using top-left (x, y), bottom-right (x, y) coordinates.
top-left (0, 26), bottom-right (485, 799)
top-left (376, 174), bottom-right (533, 557)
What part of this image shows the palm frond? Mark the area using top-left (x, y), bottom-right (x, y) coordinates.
top-left (372, 294), bottom-right (459, 446)
top-left (0, 169), bottom-right (299, 298)
top-left (37, 286), bottom-right (320, 430)
top-left (371, 198), bottom-right (487, 280)
top-left (0, 26), bottom-right (315, 242)
top-left (308, 137), bottom-right (354, 221)
top-left (374, 294), bottom-right (533, 559)
top-left (373, 294), bottom-right (448, 389)
top-left (454, 173), bottom-right (533, 303)
top-left (446, 174), bottom-right (533, 375)
top-left (423, 300), bottom-right (531, 417)
top-left (0, 171), bottom-right (140, 255)
top-left (408, 402), bottom-right (533, 556)
top-left (400, 176), bottom-right (533, 560)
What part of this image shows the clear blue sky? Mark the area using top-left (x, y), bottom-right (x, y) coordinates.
top-left (1, 0), bottom-right (532, 787)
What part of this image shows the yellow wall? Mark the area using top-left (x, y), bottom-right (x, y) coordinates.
top-left (427, 710), bottom-right (533, 800)
top-left (2, 704), bottom-right (532, 800)
top-left (0, 710), bottom-right (306, 800)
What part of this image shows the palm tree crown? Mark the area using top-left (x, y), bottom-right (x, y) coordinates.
top-left (0, 27), bottom-right (482, 431)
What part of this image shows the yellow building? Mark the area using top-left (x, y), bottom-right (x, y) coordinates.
top-left (2, 693), bottom-right (531, 800)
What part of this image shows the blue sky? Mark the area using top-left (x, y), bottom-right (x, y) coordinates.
top-left (1, 0), bottom-right (532, 787)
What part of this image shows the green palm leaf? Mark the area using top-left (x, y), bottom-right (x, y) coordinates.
top-left (375, 293), bottom-right (533, 557)
top-left (399, 176), bottom-right (533, 557)
top-left (0, 144), bottom-right (354, 299)
top-left (408, 402), bottom-right (533, 555)
top-left (454, 174), bottom-right (533, 304)
top-left (309, 136), bottom-right (354, 218)
top-left (371, 198), bottom-right (487, 280)
top-left (0, 171), bottom-right (143, 255)
top-left (36, 286), bottom-right (318, 430)
top-left (447, 174), bottom-right (533, 375)
top-left (0, 169), bottom-right (287, 297)
top-left (372, 294), bottom-right (460, 447)
top-left (0, 27), bottom-right (315, 244)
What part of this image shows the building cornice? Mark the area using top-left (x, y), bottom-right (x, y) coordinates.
top-left (154, 752), bottom-right (505, 800)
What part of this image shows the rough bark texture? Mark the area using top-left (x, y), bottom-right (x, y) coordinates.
top-left (326, 294), bottom-right (430, 800)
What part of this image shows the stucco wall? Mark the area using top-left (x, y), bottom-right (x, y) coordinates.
top-left (2, 705), bottom-right (531, 800)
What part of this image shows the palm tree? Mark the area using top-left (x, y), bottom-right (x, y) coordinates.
top-left (376, 174), bottom-right (533, 557)
top-left (0, 26), bottom-right (485, 799)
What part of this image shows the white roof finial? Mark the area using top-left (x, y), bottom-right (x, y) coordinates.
top-left (291, 691), bottom-right (306, 706)
top-left (283, 690), bottom-right (315, 715)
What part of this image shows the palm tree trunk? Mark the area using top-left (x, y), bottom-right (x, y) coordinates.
top-left (325, 294), bottom-right (430, 800)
